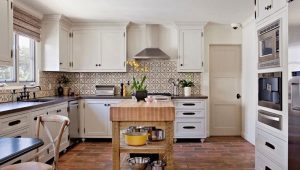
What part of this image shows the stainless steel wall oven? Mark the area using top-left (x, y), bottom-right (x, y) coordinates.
top-left (258, 20), bottom-right (280, 69)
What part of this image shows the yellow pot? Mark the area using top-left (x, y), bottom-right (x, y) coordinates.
top-left (125, 132), bottom-right (147, 146)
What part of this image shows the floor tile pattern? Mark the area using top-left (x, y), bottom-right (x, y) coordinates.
top-left (57, 137), bottom-right (255, 170)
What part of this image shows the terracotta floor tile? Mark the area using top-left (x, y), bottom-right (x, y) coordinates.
top-left (57, 137), bottom-right (254, 170)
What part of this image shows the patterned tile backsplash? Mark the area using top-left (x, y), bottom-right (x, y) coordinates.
top-left (0, 60), bottom-right (201, 103)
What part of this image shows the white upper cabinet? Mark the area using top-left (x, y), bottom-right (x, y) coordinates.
top-left (177, 24), bottom-right (205, 72)
top-left (42, 15), bottom-right (71, 71)
top-left (256, 0), bottom-right (287, 22)
top-left (72, 29), bottom-right (101, 71)
top-left (0, 0), bottom-right (13, 66)
top-left (100, 31), bottom-right (126, 71)
top-left (71, 23), bottom-right (128, 72)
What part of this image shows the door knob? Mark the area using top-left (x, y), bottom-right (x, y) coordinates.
top-left (236, 94), bottom-right (241, 99)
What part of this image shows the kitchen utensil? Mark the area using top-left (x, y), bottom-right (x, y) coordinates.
top-left (168, 78), bottom-right (175, 86)
top-left (150, 129), bottom-right (164, 141)
top-left (127, 157), bottom-right (150, 170)
top-left (150, 160), bottom-right (166, 170)
top-left (125, 132), bottom-right (148, 146)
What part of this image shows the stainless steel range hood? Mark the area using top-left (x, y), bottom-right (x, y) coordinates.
top-left (133, 24), bottom-right (170, 59)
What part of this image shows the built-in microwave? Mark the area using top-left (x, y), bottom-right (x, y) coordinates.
top-left (258, 20), bottom-right (280, 69)
top-left (258, 72), bottom-right (282, 111)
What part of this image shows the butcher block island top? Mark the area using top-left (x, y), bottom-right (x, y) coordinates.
top-left (110, 100), bottom-right (175, 170)
top-left (110, 100), bottom-right (175, 122)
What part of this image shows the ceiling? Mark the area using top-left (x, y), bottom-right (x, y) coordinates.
top-left (16, 0), bottom-right (254, 24)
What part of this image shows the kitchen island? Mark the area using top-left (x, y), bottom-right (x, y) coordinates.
top-left (110, 100), bottom-right (175, 170)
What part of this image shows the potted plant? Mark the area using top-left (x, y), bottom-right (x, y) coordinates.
top-left (131, 76), bottom-right (147, 101)
top-left (57, 75), bottom-right (71, 96)
top-left (127, 59), bottom-right (149, 102)
top-left (179, 79), bottom-right (194, 96)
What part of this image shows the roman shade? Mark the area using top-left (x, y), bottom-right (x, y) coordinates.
top-left (13, 6), bottom-right (41, 42)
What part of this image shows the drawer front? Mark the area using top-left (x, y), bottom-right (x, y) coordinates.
top-left (1, 126), bottom-right (30, 137)
top-left (0, 113), bottom-right (29, 134)
top-left (175, 100), bottom-right (205, 110)
top-left (48, 104), bottom-right (68, 115)
top-left (175, 119), bottom-right (205, 137)
top-left (176, 110), bottom-right (205, 118)
top-left (256, 152), bottom-right (284, 170)
top-left (256, 129), bottom-right (287, 168)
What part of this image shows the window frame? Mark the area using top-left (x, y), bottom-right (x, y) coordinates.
top-left (0, 33), bottom-right (37, 84)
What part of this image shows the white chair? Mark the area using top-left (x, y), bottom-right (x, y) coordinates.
top-left (2, 115), bottom-right (70, 170)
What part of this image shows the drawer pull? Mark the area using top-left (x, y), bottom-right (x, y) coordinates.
top-left (12, 160), bottom-right (21, 164)
top-left (265, 166), bottom-right (271, 170)
top-left (8, 120), bottom-right (21, 126)
top-left (15, 136), bottom-right (21, 138)
top-left (265, 142), bottom-right (275, 150)
top-left (183, 126), bottom-right (196, 129)
top-left (57, 109), bottom-right (62, 113)
top-left (182, 103), bottom-right (195, 106)
top-left (34, 116), bottom-right (37, 121)
top-left (182, 112), bottom-right (196, 115)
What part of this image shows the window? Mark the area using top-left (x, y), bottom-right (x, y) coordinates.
top-left (0, 34), bottom-right (36, 83)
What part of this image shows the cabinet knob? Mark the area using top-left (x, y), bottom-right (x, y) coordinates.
top-left (98, 64), bottom-right (101, 67)
top-left (60, 62), bottom-right (63, 65)
top-left (180, 64), bottom-right (183, 67)
top-left (96, 64), bottom-right (98, 66)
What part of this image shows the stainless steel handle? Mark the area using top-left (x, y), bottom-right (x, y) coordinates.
top-left (259, 113), bottom-right (280, 122)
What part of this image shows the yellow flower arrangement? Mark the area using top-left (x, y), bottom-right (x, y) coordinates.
top-left (127, 59), bottom-right (149, 72)
top-left (126, 59), bottom-right (149, 93)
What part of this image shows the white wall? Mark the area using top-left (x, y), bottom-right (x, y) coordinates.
top-left (203, 23), bottom-right (242, 136)
top-left (241, 16), bottom-right (257, 145)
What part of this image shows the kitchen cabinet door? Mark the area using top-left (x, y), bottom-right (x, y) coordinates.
top-left (178, 29), bottom-right (204, 72)
top-left (72, 29), bottom-right (101, 71)
top-left (0, 0), bottom-right (13, 66)
top-left (83, 101), bottom-right (109, 137)
top-left (42, 15), bottom-right (71, 71)
top-left (100, 31), bottom-right (126, 72)
top-left (256, 0), bottom-right (287, 22)
top-left (59, 26), bottom-right (70, 71)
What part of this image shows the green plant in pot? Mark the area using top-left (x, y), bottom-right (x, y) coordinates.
top-left (57, 75), bottom-right (71, 96)
top-left (179, 79), bottom-right (194, 96)
top-left (127, 59), bottom-right (149, 102)
top-left (131, 76), bottom-right (147, 102)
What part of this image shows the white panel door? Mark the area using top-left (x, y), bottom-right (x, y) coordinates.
top-left (210, 45), bottom-right (241, 136)
top-left (84, 101), bottom-right (108, 137)
top-left (59, 26), bottom-right (70, 71)
top-left (178, 29), bottom-right (203, 72)
top-left (100, 31), bottom-right (126, 71)
top-left (72, 30), bottom-right (100, 70)
top-left (0, 0), bottom-right (13, 66)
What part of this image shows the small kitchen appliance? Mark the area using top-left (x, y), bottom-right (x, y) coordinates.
top-left (258, 72), bottom-right (282, 110)
top-left (95, 85), bottom-right (115, 96)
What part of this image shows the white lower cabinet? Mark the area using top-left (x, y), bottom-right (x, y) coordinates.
top-left (81, 99), bottom-right (123, 138)
top-left (256, 152), bottom-right (284, 170)
top-left (173, 99), bottom-right (207, 142)
top-left (0, 102), bottom-right (70, 168)
top-left (255, 128), bottom-right (287, 170)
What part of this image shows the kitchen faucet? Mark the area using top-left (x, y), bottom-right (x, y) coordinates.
top-left (17, 85), bottom-right (42, 101)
